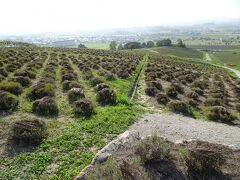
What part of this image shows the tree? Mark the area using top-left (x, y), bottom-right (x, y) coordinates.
top-left (156, 39), bottom-right (172, 47)
top-left (142, 42), bottom-right (147, 48)
top-left (146, 41), bottom-right (154, 48)
top-left (176, 39), bottom-right (186, 48)
top-left (109, 41), bottom-right (117, 51)
top-left (117, 44), bottom-right (123, 50)
top-left (78, 44), bottom-right (87, 49)
top-left (124, 42), bottom-right (142, 50)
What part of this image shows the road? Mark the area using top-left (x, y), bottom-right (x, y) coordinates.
top-left (92, 112), bottom-right (240, 165)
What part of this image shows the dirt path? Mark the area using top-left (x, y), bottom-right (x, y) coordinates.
top-left (93, 112), bottom-right (240, 164)
top-left (223, 66), bottom-right (240, 78)
top-left (205, 53), bottom-right (212, 61)
top-left (205, 53), bottom-right (240, 78)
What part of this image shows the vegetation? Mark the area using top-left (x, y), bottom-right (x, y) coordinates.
top-left (78, 44), bottom-right (87, 49)
top-left (156, 39), bottom-right (172, 47)
top-left (144, 56), bottom-right (240, 123)
top-left (83, 136), bottom-right (233, 180)
top-left (109, 41), bottom-right (117, 51)
top-left (0, 44), bottom-right (239, 179)
top-left (10, 118), bottom-right (48, 145)
top-left (0, 47), bottom-right (143, 179)
top-left (132, 46), bottom-right (203, 59)
top-left (209, 50), bottom-right (240, 65)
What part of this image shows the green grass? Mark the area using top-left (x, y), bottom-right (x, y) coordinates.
top-left (209, 51), bottom-right (240, 65)
top-left (85, 42), bottom-right (109, 50)
top-left (234, 64), bottom-right (240, 71)
top-left (131, 47), bottom-right (203, 59)
top-left (0, 104), bottom-right (142, 179)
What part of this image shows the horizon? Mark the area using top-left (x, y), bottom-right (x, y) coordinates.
top-left (0, 0), bottom-right (240, 35)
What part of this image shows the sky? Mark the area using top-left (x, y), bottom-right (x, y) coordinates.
top-left (0, 0), bottom-right (239, 34)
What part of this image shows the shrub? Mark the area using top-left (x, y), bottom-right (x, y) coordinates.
top-left (192, 80), bottom-right (208, 90)
top-left (6, 64), bottom-right (18, 72)
top-left (211, 93), bottom-right (225, 99)
top-left (156, 93), bottom-right (169, 104)
top-left (204, 98), bottom-right (222, 106)
top-left (145, 87), bottom-right (157, 96)
top-left (0, 90), bottom-right (19, 112)
top-left (105, 73), bottom-right (115, 81)
top-left (181, 80), bottom-right (187, 85)
top-left (62, 80), bottom-right (82, 91)
top-left (95, 83), bottom-right (110, 92)
top-left (32, 96), bottom-right (58, 116)
top-left (68, 88), bottom-right (85, 103)
top-left (0, 74), bottom-right (5, 81)
top-left (149, 80), bottom-right (163, 91)
top-left (186, 91), bottom-right (199, 100)
top-left (87, 157), bottom-right (122, 180)
top-left (73, 99), bottom-right (93, 116)
top-left (207, 106), bottom-right (235, 123)
top-left (135, 135), bottom-right (170, 164)
top-left (235, 103), bottom-right (240, 112)
top-left (192, 88), bottom-right (204, 96)
top-left (172, 83), bottom-right (184, 94)
top-left (97, 88), bottom-right (116, 105)
top-left (168, 100), bottom-right (192, 115)
top-left (0, 82), bottom-right (23, 95)
top-left (91, 77), bottom-right (103, 86)
top-left (28, 83), bottom-right (55, 100)
top-left (14, 70), bottom-right (36, 79)
top-left (162, 74), bottom-right (172, 82)
top-left (11, 76), bottom-right (31, 87)
top-left (0, 67), bottom-right (8, 77)
top-left (61, 73), bottom-right (76, 82)
top-left (166, 87), bottom-right (178, 98)
top-left (184, 141), bottom-right (228, 177)
top-left (11, 118), bottom-right (47, 145)
top-left (188, 99), bottom-right (199, 108)
top-left (117, 70), bottom-right (129, 79)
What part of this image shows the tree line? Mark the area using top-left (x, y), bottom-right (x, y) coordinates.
top-left (109, 39), bottom-right (186, 51)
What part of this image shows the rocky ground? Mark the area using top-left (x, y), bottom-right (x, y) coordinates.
top-left (75, 112), bottom-right (240, 179)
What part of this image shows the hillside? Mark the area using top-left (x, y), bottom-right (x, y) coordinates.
top-left (0, 46), bottom-right (239, 179)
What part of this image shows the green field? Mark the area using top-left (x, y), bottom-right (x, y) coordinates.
top-left (131, 47), bottom-right (203, 59)
top-left (209, 51), bottom-right (240, 65)
top-left (85, 42), bottom-right (109, 49)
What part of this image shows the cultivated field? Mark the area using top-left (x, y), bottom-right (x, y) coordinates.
top-left (0, 47), bottom-right (143, 179)
top-left (209, 51), bottom-right (240, 65)
top-left (0, 46), bottom-right (239, 179)
top-left (132, 47), bottom-right (203, 59)
top-left (143, 56), bottom-right (240, 124)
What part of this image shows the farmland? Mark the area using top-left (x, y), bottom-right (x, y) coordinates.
top-left (0, 47), bottom-right (143, 179)
top-left (0, 46), bottom-right (240, 179)
top-left (208, 50), bottom-right (240, 65)
top-left (131, 47), bottom-right (203, 59)
top-left (143, 56), bottom-right (240, 124)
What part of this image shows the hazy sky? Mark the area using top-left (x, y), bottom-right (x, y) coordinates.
top-left (0, 0), bottom-right (239, 34)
